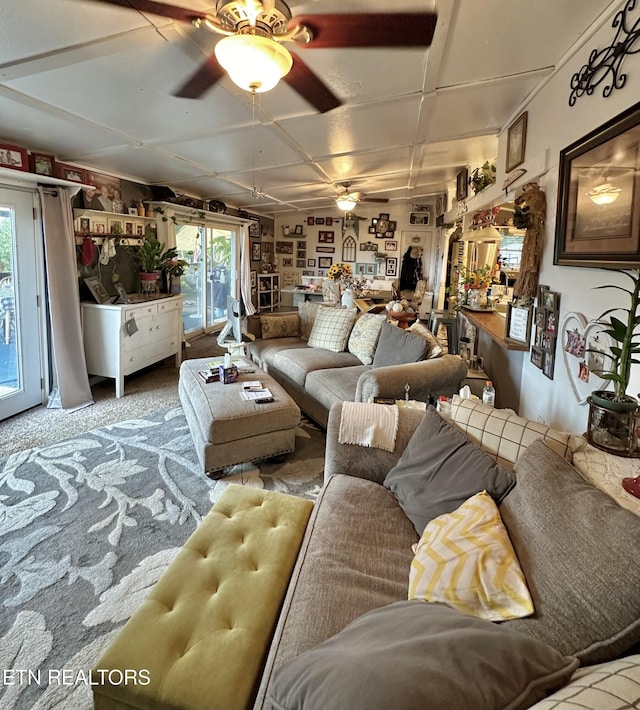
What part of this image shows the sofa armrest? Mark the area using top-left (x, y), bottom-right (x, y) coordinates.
top-left (324, 401), bottom-right (426, 485)
top-left (355, 354), bottom-right (468, 404)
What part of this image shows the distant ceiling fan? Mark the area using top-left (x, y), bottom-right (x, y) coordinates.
top-left (88, 0), bottom-right (437, 113)
top-left (335, 181), bottom-right (389, 211)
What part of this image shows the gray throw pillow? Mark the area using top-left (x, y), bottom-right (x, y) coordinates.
top-left (268, 600), bottom-right (578, 710)
top-left (500, 438), bottom-right (640, 665)
top-left (371, 322), bottom-right (428, 367)
top-left (384, 407), bottom-right (514, 534)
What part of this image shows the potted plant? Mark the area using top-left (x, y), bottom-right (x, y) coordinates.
top-left (586, 269), bottom-right (640, 456)
top-left (469, 161), bottom-right (496, 195)
top-left (131, 236), bottom-right (175, 294)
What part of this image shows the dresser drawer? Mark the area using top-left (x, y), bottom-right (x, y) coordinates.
top-left (123, 336), bottom-right (179, 375)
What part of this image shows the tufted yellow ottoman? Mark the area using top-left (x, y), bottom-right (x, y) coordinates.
top-left (92, 485), bottom-right (314, 710)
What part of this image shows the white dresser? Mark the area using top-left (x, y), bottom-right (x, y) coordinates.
top-left (81, 295), bottom-right (184, 398)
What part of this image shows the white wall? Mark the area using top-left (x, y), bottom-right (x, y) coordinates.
top-left (498, 0), bottom-right (640, 432)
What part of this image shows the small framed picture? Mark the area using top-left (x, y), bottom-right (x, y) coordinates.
top-left (316, 217), bottom-right (325, 225)
top-left (296, 259), bottom-right (305, 268)
top-left (108, 218), bottom-right (123, 234)
top-left (385, 257), bottom-right (398, 277)
top-left (505, 303), bottom-right (532, 347)
top-left (546, 311), bottom-right (557, 334)
top-left (325, 217), bottom-right (333, 226)
top-left (456, 168), bottom-right (468, 201)
top-left (114, 282), bottom-right (129, 304)
top-left (294, 224), bottom-right (303, 235)
top-left (379, 213), bottom-right (390, 221)
top-left (92, 219), bottom-right (107, 234)
top-left (252, 241), bottom-right (261, 261)
top-left (316, 246), bottom-right (335, 254)
top-left (250, 270), bottom-right (257, 288)
top-left (537, 284), bottom-right (549, 303)
top-left (530, 346), bottom-right (544, 369)
top-left (307, 216), bottom-right (315, 226)
top-left (506, 111), bottom-right (528, 173)
top-left (318, 256), bottom-right (333, 269)
top-left (318, 231), bottom-right (334, 243)
top-left (307, 258), bottom-right (316, 267)
top-left (128, 207), bottom-right (139, 215)
top-left (78, 217), bottom-right (91, 233)
top-left (534, 307), bottom-right (547, 331)
top-left (282, 257), bottom-right (293, 267)
top-left (136, 224), bottom-right (144, 236)
top-left (57, 163), bottom-right (87, 183)
top-left (84, 276), bottom-right (112, 304)
top-left (410, 212), bottom-right (430, 225)
top-left (29, 152), bottom-right (56, 176)
top-left (124, 221), bottom-right (134, 235)
top-left (368, 226), bottom-right (376, 234)
top-left (542, 290), bottom-right (559, 311)
top-left (384, 240), bottom-right (397, 251)
top-left (0, 143), bottom-right (29, 172)
top-left (543, 350), bottom-right (555, 380)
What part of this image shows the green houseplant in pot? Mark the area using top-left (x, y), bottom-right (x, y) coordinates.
top-left (587, 269), bottom-right (640, 456)
top-left (131, 236), bottom-right (176, 295)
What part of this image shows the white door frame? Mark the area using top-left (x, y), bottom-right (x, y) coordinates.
top-left (0, 186), bottom-right (47, 420)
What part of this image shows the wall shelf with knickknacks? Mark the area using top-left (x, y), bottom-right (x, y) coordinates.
top-left (73, 208), bottom-right (156, 240)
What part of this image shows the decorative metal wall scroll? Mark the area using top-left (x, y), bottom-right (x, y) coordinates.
top-left (569, 0), bottom-right (640, 106)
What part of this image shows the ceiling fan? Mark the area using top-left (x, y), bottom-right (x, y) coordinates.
top-left (335, 181), bottom-right (389, 211)
top-left (87, 0), bottom-right (437, 113)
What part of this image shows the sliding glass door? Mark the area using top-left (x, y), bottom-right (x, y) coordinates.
top-left (174, 222), bottom-right (238, 337)
top-left (0, 188), bottom-right (45, 420)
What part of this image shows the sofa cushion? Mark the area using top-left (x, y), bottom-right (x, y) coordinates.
top-left (571, 442), bottom-right (640, 516)
top-left (347, 313), bottom-right (386, 364)
top-left (260, 313), bottom-right (300, 340)
top-left (307, 306), bottom-right (357, 352)
top-left (297, 301), bottom-right (323, 341)
top-left (247, 338), bottom-right (307, 372)
top-left (372, 322), bottom-right (429, 367)
top-left (500, 439), bottom-right (640, 665)
top-left (449, 395), bottom-right (585, 471)
top-left (384, 407), bottom-right (514, 534)
top-left (305, 365), bottom-right (369, 411)
top-left (526, 653), bottom-right (640, 710)
top-left (268, 601), bottom-right (578, 710)
top-left (272, 348), bottom-right (362, 387)
top-left (409, 491), bottom-right (534, 621)
top-left (407, 320), bottom-right (443, 358)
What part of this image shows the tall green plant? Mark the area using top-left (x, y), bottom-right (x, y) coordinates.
top-left (595, 269), bottom-right (640, 401)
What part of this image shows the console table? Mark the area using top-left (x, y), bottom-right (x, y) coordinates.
top-left (81, 294), bottom-right (184, 397)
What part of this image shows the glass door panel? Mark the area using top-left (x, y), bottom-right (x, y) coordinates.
top-left (0, 188), bottom-right (44, 420)
top-left (175, 223), bottom-right (237, 336)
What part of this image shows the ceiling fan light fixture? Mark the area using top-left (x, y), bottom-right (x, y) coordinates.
top-left (214, 33), bottom-right (292, 93)
top-left (336, 195), bottom-right (357, 211)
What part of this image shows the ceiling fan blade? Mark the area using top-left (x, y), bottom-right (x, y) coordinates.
top-left (173, 56), bottom-right (225, 98)
top-left (360, 197), bottom-right (389, 203)
top-left (87, 0), bottom-right (207, 24)
top-left (283, 54), bottom-right (342, 113)
top-left (294, 13), bottom-right (437, 49)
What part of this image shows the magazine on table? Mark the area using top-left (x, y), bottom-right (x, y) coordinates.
top-left (240, 388), bottom-right (273, 401)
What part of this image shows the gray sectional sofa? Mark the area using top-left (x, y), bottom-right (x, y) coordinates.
top-left (254, 399), bottom-right (640, 710)
top-left (245, 306), bottom-right (468, 427)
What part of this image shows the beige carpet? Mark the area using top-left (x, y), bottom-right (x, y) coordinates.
top-left (0, 334), bottom-right (226, 458)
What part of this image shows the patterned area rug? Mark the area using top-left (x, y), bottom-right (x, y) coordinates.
top-left (0, 406), bottom-right (324, 709)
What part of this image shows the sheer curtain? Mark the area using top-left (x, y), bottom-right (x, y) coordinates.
top-left (39, 187), bottom-right (94, 410)
top-left (239, 223), bottom-right (256, 316)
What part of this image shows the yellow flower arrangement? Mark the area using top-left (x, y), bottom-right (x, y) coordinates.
top-left (326, 262), bottom-right (353, 282)
top-left (458, 264), bottom-right (494, 291)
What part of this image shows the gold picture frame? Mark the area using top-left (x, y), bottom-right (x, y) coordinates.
top-left (506, 111), bottom-right (528, 173)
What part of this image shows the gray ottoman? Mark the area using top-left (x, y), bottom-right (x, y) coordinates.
top-left (178, 358), bottom-right (301, 476)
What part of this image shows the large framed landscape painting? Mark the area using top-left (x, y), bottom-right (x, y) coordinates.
top-left (554, 102), bottom-right (640, 268)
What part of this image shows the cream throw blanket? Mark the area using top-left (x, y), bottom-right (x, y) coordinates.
top-left (339, 401), bottom-right (399, 452)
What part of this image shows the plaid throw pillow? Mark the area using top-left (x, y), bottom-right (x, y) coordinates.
top-left (308, 306), bottom-right (357, 352)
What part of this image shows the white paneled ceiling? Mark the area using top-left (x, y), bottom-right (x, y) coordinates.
top-left (0, 0), bottom-right (612, 215)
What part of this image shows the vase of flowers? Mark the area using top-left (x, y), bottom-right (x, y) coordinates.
top-left (327, 262), bottom-right (368, 307)
top-left (456, 264), bottom-right (494, 309)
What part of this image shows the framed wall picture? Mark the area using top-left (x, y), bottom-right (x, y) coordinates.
top-left (114, 282), bottom-right (129, 304)
top-left (252, 241), bottom-right (261, 261)
top-left (385, 257), bottom-right (398, 277)
top-left (318, 256), bottom-right (332, 269)
top-left (456, 168), bottom-right (468, 201)
top-left (307, 216), bottom-right (315, 226)
top-left (0, 143), bottom-right (29, 172)
top-left (250, 270), bottom-right (256, 288)
top-left (29, 152), bottom-right (56, 176)
top-left (282, 257), bottom-right (293, 267)
top-left (275, 241), bottom-right (293, 254)
top-left (554, 102), bottom-right (640, 268)
top-left (58, 163), bottom-right (87, 183)
top-left (505, 302), bottom-right (532, 347)
top-left (409, 212), bottom-right (429, 225)
top-left (384, 240), bottom-right (397, 251)
top-left (316, 246), bottom-right (335, 253)
top-left (506, 111), bottom-right (528, 172)
top-left (84, 276), bottom-right (112, 304)
top-left (307, 258), bottom-right (316, 267)
top-left (318, 231), bottom-right (334, 243)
